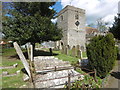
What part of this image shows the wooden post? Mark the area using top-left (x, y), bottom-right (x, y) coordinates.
top-left (68, 73), bottom-right (71, 90)
top-left (55, 66), bottom-right (57, 71)
top-left (30, 45), bottom-right (33, 61)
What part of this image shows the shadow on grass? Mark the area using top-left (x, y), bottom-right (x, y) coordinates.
top-left (9, 50), bottom-right (58, 60)
top-left (21, 68), bottom-right (29, 76)
top-left (9, 52), bottom-right (29, 60)
top-left (110, 72), bottom-right (120, 79)
top-left (34, 50), bottom-right (58, 56)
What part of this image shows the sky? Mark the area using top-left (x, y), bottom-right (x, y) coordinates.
top-left (51, 0), bottom-right (119, 27)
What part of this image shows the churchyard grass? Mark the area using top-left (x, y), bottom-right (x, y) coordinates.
top-left (53, 50), bottom-right (79, 63)
top-left (2, 48), bottom-right (27, 88)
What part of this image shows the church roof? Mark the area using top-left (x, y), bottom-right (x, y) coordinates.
top-left (85, 27), bottom-right (99, 34)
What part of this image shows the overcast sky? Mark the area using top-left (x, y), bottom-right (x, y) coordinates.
top-left (52, 0), bottom-right (119, 27)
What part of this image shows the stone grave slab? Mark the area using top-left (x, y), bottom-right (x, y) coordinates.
top-left (13, 42), bottom-right (31, 78)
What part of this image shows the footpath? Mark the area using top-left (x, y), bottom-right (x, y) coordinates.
top-left (104, 54), bottom-right (120, 89)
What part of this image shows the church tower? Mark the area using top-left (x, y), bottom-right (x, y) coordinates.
top-left (57, 5), bottom-right (86, 49)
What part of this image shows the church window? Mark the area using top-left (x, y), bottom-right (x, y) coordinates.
top-left (75, 14), bottom-right (79, 19)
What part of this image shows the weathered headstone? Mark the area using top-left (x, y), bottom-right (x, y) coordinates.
top-left (80, 46), bottom-right (84, 52)
top-left (65, 46), bottom-right (68, 55)
top-left (76, 45), bottom-right (80, 50)
top-left (13, 42), bottom-right (31, 78)
top-left (71, 46), bottom-right (76, 57)
top-left (77, 50), bottom-right (81, 59)
top-left (61, 45), bottom-right (64, 54)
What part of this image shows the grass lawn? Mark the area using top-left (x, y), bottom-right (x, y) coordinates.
top-left (1, 47), bottom-right (102, 88)
top-left (53, 50), bottom-right (79, 63)
top-left (2, 48), bottom-right (28, 88)
top-left (39, 48), bottom-right (87, 64)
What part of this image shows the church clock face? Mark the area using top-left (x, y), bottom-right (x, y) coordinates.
top-left (75, 21), bottom-right (80, 26)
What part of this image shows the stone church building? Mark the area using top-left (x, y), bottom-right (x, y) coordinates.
top-left (56, 5), bottom-right (86, 50)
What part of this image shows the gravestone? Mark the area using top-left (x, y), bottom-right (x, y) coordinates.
top-left (67, 45), bottom-right (70, 50)
top-left (61, 45), bottom-right (64, 54)
top-left (13, 42), bottom-right (31, 78)
top-left (80, 50), bottom-right (82, 59)
top-left (63, 45), bottom-right (66, 54)
top-left (77, 50), bottom-right (81, 59)
top-left (65, 46), bottom-right (68, 55)
top-left (76, 45), bottom-right (80, 50)
top-left (71, 46), bottom-right (76, 57)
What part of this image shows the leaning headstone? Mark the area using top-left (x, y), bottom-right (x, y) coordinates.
top-left (13, 42), bottom-right (31, 78)
top-left (71, 46), bottom-right (76, 57)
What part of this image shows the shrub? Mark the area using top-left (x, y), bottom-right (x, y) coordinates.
top-left (86, 33), bottom-right (117, 78)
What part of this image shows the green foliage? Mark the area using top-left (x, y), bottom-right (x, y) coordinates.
top-left (109, 14), bottom-right (120, 40)
top-left (97, 18), bottom-right (109, 32)
top-left (86, 33), bottom-right (117, 78)
top-left (2, 2), bottom-right (62, 46)
top-left (65, 74), bottom-right (102, 88)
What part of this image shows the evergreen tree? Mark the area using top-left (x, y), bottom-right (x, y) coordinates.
top-left (86, 33), bottom-right (117, 78)
top-left (109, 14), bottom-right (120, 40)
top-left (2, 2), bottom-right (62, 52)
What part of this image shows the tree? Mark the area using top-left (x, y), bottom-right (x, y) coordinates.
top-left (109, 14), bottom-right (120, 40)
top-left (2, 2), bottom-right (62, 52)
top-left (96, 18), bottom-right (109, 32)
top-left (86, 33), bottom-right (117, 78)
top-left (87, 23), bottom-right (95, 28)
